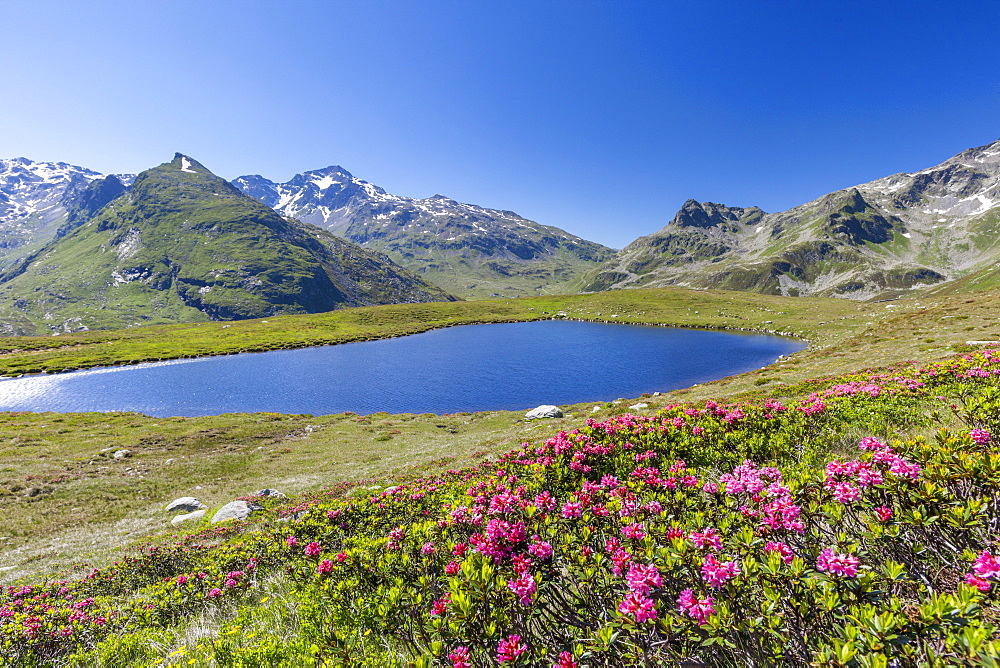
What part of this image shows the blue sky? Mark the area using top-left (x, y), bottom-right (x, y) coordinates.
top-left (1, 0), bottom-right (998, 248)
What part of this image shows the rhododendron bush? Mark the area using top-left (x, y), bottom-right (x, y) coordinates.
top-left (3, 351), bottom-right (1000, 666)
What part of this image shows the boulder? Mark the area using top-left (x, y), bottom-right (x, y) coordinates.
top-left (112, 449), bottom-right (131, 459)
top-left (525, 405), bottom-right (563, 420)
top-left (253, 488), bottom-right (286, 498)
top-left (164, 497), bottom-right (207, 513)
top-left (629, 402), bottom-right (649, 410)
top-left (171, 509), bottom-right (207, 526)
top-left (211, 500), bottom-right (253, 524)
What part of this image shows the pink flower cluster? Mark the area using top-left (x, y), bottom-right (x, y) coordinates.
top-left (970, 428), bottom-right (992, 446)
top-left (701, 553), bottom-right (740, 588)
top-left (507, 572), bottom-right (537, 605)
top-left (496, 634), bottom-right (527, 662)
top-left (677, 588), bottom-right (715, 625)
top-left (966, 550), bottom-right (1000, 592)
top-left (816, 548), bottom-right (860, 577)
top-left (618, 591), bottom-right (657, 623)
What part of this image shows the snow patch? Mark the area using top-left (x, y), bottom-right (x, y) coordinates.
top-left (312, 175), bottom-right (340, 190)
top-left (180, 157), bottom-right (196, 173)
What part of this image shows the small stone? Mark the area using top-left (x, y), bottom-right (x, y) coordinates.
top-left (112, 449), bottom-right (131, 459)
top-left (165, 497), bottom-right (207, 513)
top-left (211, 500), bottom-right (253, 524)
top-left (253, 488), bottom-right (286, 498)
top-left (629, 403), bottom-right (649, 410)
top-left (171, 509), bottom-right (207, 526)
top-left (525, 405), bottom-right (563, 420)
top-left (591, 406), bottom-right (601, 413)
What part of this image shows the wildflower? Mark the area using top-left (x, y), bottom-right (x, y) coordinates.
top-left (285, 535), bottom-right (299, 547)
top-left (858, 436), bottom-right (885, 451)
top-left (554, 651), bottom-right (578, 668)
top-left (701, 553), bottom-right (740, 588)
top-left (816, 548), bottom-right (860, 577)
top-left (317, 559), bottom-right (333, 575)
top-left (764, 541), bottom-right (794, 564)
top-left (970, 428), bottom-right (992, 445)
top-left (561, 502), bottom-right (583, 519)
top-left (973, 551), bottom-right (1000, 579)
top-left (430, 594), bottom-right (450, 616)
top-left (828, 481), bottom-right (861, 504)
top-left (449, 646), bottom-right (471, 668)
top-left (618, 591), bottom-right (657, 623)
top-left (445, 560), bottom-right (460, 575)
top-left (677, 588), bottom-right (715, 625)
top-left (421, 542), bottom-right (436, 555)
top-left (965, 573), bottom-right (992, 592)
top-left (303, 542), bottom-right (322, 557)
top-left (497, 634), bottom-right (528, 662)
top-left (176, 575), bottom-right (188, 586)
top-left (621, 523), bottom-right (646, 540)
top-left (625, 563), bottom-right (662, 594)
top-left (507, 572), bottom-right (537, 605)
top-left (206, 588), bottom-right (223, 598)
top-left (689, 527), bottom-right (722, 550)
top-left (874, 506), bottom-right (893, 522)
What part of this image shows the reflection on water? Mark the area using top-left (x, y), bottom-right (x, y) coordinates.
top-left (0, 321), bottom-right (805, 417)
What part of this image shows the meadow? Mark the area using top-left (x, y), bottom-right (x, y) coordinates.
top-left (1, 286), bottom-right (1000, 666)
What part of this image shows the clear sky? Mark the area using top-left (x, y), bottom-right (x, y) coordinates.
top-left (1, 0), bottom-right (998, 249)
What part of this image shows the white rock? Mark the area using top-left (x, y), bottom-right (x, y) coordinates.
top-left (165, 497), bottom-right (207, 513)
top-left (525, 405), bottom-right (563, 419)
top-left (211, 500), bottom-right (253, 524)
top-left (629, 403), bottom-right (649, 410)
top-left (112, 449), bottom-right (131, 459)
top-left (171, 509), bottom-right (207, 525)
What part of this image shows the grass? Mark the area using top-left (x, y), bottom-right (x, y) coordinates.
top-left (1, 285), bottom-right (999, 583)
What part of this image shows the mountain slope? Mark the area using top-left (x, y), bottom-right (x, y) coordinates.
top-left (0, 158), bottom-right (108, 269)
top-left (0, 155), bottom-right (455, 335)
top-left (232, 166), bottom-right (614, 299)
top-left (581, 138), bottom-right (1000, 299)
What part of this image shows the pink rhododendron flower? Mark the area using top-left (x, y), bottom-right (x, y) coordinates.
top-left (701, 553), bottom-right (740, 588)
top-left (874, 506), bottom-right (893, 522)
top-left (497, 634), bottom-right (527, 662)
top-left (445, 560), bottom-right (460, 575)
top-left (507, 572), bottom-right (537, 605)
top-left (689, 527), bottom-right (722, 550)
top-left (618, 591), bottom-right (657, 623)
top-left (817, 548), bottom-right (860, 577)
top-left (528, 536), bottom-right (553, 560)
top-left (561, 502), bottom-right (583, 519)
top-left (621, 523), bottom-right (646, 540)
top-left (965, 573), bottom-right (992, 592)
top-left (449, 646), bottom-right (471, 668)
top-left (677, 588), bottom-right (715, 625)
top-left (554, 651), bottom-right (578, 668)
top-left (764, 541), bottom-right (794, 564)
top-left (970, 428), bottom-right (992, 445)
top-left (206, 588), bottom-right (223, 598)
top-left (317, 559), bottom-right (333, 575)
top-left (625, 563), bottom-right (662, 594)
top-left (303, 542), bottom-right (322, 557)
top-left (973, 550), bottom-right (1000, 579)
top-left (828, 481), bottom-right (861, 504)
top-left (420, 542), bottom-right (436, 555)
top-left (285, 535), bottom-right (298, 547)
top-left (858, 436), bottom-right (885, 451)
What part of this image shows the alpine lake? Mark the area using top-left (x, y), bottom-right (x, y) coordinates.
top-left (0, 320), bottom-right (805, 417)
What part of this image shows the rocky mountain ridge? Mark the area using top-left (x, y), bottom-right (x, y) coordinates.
top-left (582, 138), bottom-right (1000, 299)
top-left (232, 166), bottom-right (615, 299)
top-left (0, 155), bottom-right (454, 335)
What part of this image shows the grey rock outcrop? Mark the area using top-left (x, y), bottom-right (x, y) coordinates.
top-left (525, 405), bottom-right (563, 419)
top-left (211, 500), bottom-right (254, 524)
top-left (171, 509), bottom-right (207, 526)
top-left (164, 497), bottom-right (207, 513)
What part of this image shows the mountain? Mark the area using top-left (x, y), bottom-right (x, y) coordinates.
top-left (581, 138), bottom-right (1000, 299)
top-left (0, 158), bottom-right (106, 268)
top-left (232, 167), bottom-right (614, 299)
top-left (0, 154), bottom-right (455, 335)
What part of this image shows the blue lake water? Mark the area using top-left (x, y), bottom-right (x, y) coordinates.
top-left (0, 321), bottom-right (804, 417)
